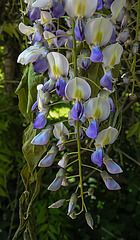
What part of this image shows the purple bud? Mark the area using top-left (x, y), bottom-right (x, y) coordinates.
top-left (31, 124), bottom-right (53, 145)
top-left (109, 25), bottom-right (116, 43)
top-left (97, 0), bottom-right (103, 10)
top-left (55, 29), bottom-right (68, 47)
top-left (116, 8), bottom-right (125, 23)
top-left (100, 72), bottom-right (113, 90)
top-left (48, 199), bottom-right (66, 208)
top-left (132, 41), bottom-right (139, 55)
top-left (75, 127), bottom-right (83, 140)
top-left (38, 146), bottom-right (58, 167)
top-left (68, 193), bottom-right (78, 215)
top-left (81, 58), bottom-right (90, 72)
top-left (55, 78), bottom-right (66, 97)
top-left (28, 7), bottom-right (41, 22)
top-left (100, 171), bottom-right (121, 190)
top-left (33, 112), bottom-right (47, 129)
top-left (61, 177), bottom-right (68, 186)
top-left (33, 55), bottom-right (48, 73)
top-left (71, 101), bottom-right (84, 121)
top-left (85, 212), bottom-right (94, 229)
top-left (117, 28), bottom-right (129, 43)
top-left (103, 155), bottom-right (123, 174)
top-left (86, 121), bottom-right (99, 139)
top-left (47, 177), bottom-right (63, 191)
top-left (58, 153), bottom-right (69, 168)
top-left (108, 97), bottom-right (115, 112)
top-left (91, 148), bottom-right (103, 167)
top-left (90, 46), bottom-right (103, 62)
top-left (31, 100), bottom-right (38, 111)
top-left (51, 0), bottom-right (65, 18)
top-left (74, 18), bottom-right (85, 42)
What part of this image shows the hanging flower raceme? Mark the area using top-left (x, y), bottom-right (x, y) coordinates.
top-left (65, 77), bottom-right (91, 121)
top-left (85, 17), bottom-right (113, 62)
top-left (53, 122), bottom-right (69, 151)
top-left (91, 126), bottom-right (118, 167)
top-left (85, 97), bottom-right (110, 139)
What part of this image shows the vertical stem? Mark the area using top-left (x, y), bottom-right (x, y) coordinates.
top-left (72, 18), bottom-right (85, 212)
top-left (131, 0), bottom-right (140, 95)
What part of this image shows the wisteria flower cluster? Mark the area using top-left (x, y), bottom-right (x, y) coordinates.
top-left (17, 0), bottom-right (128, 229)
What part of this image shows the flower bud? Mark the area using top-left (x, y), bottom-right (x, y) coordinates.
top-left (132, 41), bottom-right (139, 55)
top-left (69, 212), bottom-right (77, 219)
top-left (88, 188), bottom-right (94, 196)
top-left (85, 212), bottom-right (94, 229)
top-left (48, 199), bottom-right (66, 208)
top-left (67, 193), bottom-right (78, 215)
top-left (58, 153), bottom-right (69, 168)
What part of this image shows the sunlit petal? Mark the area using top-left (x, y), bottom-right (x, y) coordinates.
top-left (95, 126), bottom-right (118, 147)
top-left (53, 122), bottom-right (69, 139)
top-left (31, 124), bottom-right (53, 145)
top-left (65, 77), bottom-right (91, 101)
top-left (85, 97), bottom-right (110, 121)
top-left (91, 148), bottom-right (103, 167)
top-left (86, 120), bottom-right (99, 139)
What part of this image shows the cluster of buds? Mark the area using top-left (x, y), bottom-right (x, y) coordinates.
top-left (17, 0), bottom-right (129, 229)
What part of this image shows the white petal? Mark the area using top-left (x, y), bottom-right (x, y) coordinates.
top-left (85, 97), bottom-right (110, 121)
top-left (41, 11), bottom-right (52, 25)
top-left (43, 31), bottom-right (56, 46)
top-left (32, 0), bottom-right (52, 9)
top-left (65, 0), bottom-right (97, 18)
top-left (53, 122), bottom-right (69, 139)
top-left (47, 52), bottom-right (69, 80)
top-left (111, 0), bottom-right (126, 22)
top-left (65, 77), bottom-right (91, 101)
top-left (85, 17), bottom-right (113, 47)
top-left (102, 43), bottom-right (123, 68)
top-left (95, 126), bottom-right (118, 146)
top-left (19, 22), bottom-right (35, 36)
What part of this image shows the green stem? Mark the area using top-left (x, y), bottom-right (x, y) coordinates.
top-left (72, 18), bottom-right (85, 212)
top-left (66, 159), bottom-right (78, 167)
top-left (82, 163), bottom-right (103, 173)
top-left (81, 147), bottom-right (95, 153)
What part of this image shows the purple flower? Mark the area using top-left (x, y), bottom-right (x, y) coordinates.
top-left (67, 193), bottom-right (78, 215)
top-left (97, 0), bottom-right (103, 10)
top-left (55, 29), bottom-right (69, 47)
top-left (81, 58), bottom-right (90, 72)
top-left (31, 124), bottom-right (53, 145)
top-left (55, 78), bottom-right (66, 97)
top-left (100, 72), bottom-right (113, 90)
top-left (86, 121), bottom-right (99, 139)
top-left (38, 146), bottom-right (58, 167)
top-left (100, 171), bottom-right (121, 190)
top-left (33, 55), bottom-right (48, 73)
top-left (108, 97), bottom-right (115, 112)
top-left (90, 46), bottom-right (103, 62)
top-left (71, 101), bottom-right (84, 121)
top-left (74, 18), bottom-right (85, 42)
top-left (27, 7), bottom-right (41, 22)
top-left (109, 25), bottom-right (116, 43)
top-left (51, 0), bottom-right (65, 18)
top-left (91, 148), bottom-right (103, 167)
top-left (33, 112), bottom-right (47, 129)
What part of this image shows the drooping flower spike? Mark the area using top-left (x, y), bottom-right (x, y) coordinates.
top-left (47, 52), bottom-right (69, 80)
top-left (65, 77), bottom-right (91, 120)
top-left (65, 0), bottom-right (97, 18)
top-left (85, 17), bottom-right (113, 62)
top-left (102, 43), bottom-right (123, 69)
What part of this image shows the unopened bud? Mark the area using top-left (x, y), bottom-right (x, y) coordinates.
top-left (85, 212), bottom-right (94, 229)
top-left (67, 193), bottom-right (78, 215)
top-left (58, 153), bottom-right (69, 168)
top-left (48, 199), bottom-right (66, 208)
top-left (56, 168), bottom-right (65, 178)
top-left (61, 177), bottom-right (68, 186)
top-left (88, 188), bottom-right (94, 196)
top-left (117, 28), bottom-right (129, 43)
top-left (69, 211), bottom-right (77, 219)
top-left (132, 41), bottom-right (139, 55)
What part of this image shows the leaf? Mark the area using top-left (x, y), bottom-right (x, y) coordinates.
top-left (87, 62), bottom-right (104, 97)
top-left (15, 64), bottom-right (44, 122)
top-left (112, 63), bottom-right (121, 78)
top-left (0, 186), bottom-right (7, 197)
top-left (127, 123), bottom-right (140, 139)
top-left (22, 123), bottom-right (49, 173)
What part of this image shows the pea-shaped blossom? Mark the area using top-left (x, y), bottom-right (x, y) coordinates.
top-left (110, 0), bottom-right (126, 22)
top-left (38, 146), bottom-right (58, 167)
top-left (53, 122), bottom-right (69, 151)
top-left (100, 171), bottom-right (121, 190)
top-left (32, 0), bottom-right (52, 9)
top-left (65, 77), bottom-right (91, 120)
top-left (65, 0), bottom-right (97, 18)
top-left (31, 124), bottom-right (53, 145)
top-left (85, 17), bottom-right (113, 62)
top-left (102, 43), bottom-right (123, 69)
top-left (47, 52), bottom-right (69, 80)
top-left (103, 154), bottom-right (123, 174)
top-left (48, 168), bottom-right (65, 191)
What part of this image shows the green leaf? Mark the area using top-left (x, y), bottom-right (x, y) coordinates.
top-left (15, 64), bottom-right (44, 122)
top-left (112, 63), bottom-right (121, 78)
top-left (87, 62), bottom-right (104, 97)
top-left (22, 123), bottom-right (49, 173)
top-left (127, 123), bottom-right (140, 139)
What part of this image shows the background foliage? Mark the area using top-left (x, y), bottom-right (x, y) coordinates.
top-left (0, 0), bottom-right (140, 240)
